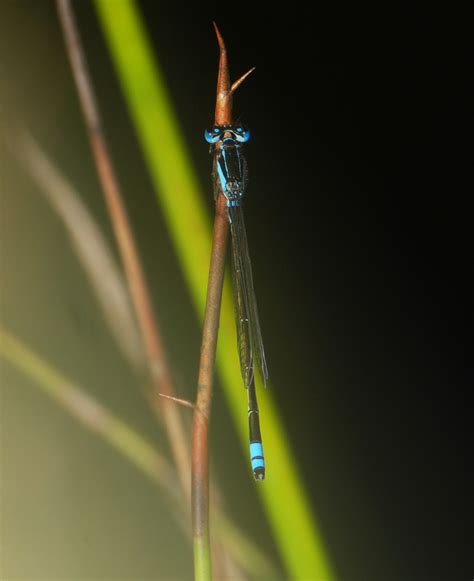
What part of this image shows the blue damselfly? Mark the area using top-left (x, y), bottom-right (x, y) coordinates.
top-left (205, 124), bottom-right (268, 479)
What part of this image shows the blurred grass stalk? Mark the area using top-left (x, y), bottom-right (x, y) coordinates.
top-left (0, 328), bottom-right (178, 504)
top-left (0, 328), bottom-right (276, 579)
top-left (93, 1), bottom-right (335, 579)
top-left (11, 129), bottom-right (145, 372)
top-left (56, 0), bottom-right (192, 514)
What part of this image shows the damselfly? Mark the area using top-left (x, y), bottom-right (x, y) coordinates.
top-left (205, 124), bottom-right (268, 479)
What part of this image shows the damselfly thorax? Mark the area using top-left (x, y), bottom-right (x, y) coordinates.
top-left (206, 125), bottom-right (249, 208)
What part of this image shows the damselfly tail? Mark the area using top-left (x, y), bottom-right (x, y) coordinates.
top-left (248, 377), bottom-right (265, 480)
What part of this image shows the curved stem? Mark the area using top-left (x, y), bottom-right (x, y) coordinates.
top-left (192, 23), bottom-right (254, 580)
top-left (192, 195), bottom-right (228, 580)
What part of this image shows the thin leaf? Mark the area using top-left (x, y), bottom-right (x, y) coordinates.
top-left (13, 130), bottom-right (145, 371)
top-left (0, 326), bottom-right (176, 498)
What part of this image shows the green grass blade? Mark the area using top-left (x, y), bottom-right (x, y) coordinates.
top-left (93, 1), bottom-right (335, 578)
top-left (0, 327), bottom-right (176, 494)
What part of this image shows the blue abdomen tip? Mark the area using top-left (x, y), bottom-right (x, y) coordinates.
top-left (250, 442), bottom-right (265, 473)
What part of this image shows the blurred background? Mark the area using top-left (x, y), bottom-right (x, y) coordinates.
top-left (1, 1), bottom-right (472, 580)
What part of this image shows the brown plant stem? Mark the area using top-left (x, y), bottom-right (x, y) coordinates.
top-left (55, 0), bottom-right (190, 499)
top-left (192, 194), bottom-right (228, 580)
top-left (192, 23), bottom-right (254, 580)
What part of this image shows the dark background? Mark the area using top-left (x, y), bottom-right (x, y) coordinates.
top-left (137, 4), bottom-right (473, 579)
top-left (1, 1), bottom-right (472, 580)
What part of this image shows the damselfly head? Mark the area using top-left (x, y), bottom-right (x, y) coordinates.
top-left (204, 124), bottom-right (250, 144)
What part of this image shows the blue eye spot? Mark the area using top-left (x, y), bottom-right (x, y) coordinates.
top-left (204, 128), bottom-right (219, 143)
top-left (233, 126), bottom-right (250, 143)
top-left (213, 127), bottom-right (220, 133)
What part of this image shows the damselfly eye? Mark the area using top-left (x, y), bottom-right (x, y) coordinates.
top-left (234, 127), bottom-right (250, 143)
top-left (204, 127), bottom-right (221, 143)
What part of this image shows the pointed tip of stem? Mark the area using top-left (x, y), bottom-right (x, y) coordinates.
top-left (214, 22), bottom-right (231, 125)
top-left (213, 21), bottom-right (225, 52)
top-left (212, 22), bottom-right (254, 125)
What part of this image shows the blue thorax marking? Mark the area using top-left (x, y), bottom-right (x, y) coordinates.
top-left (216, 156), bottom-right (228, 195)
